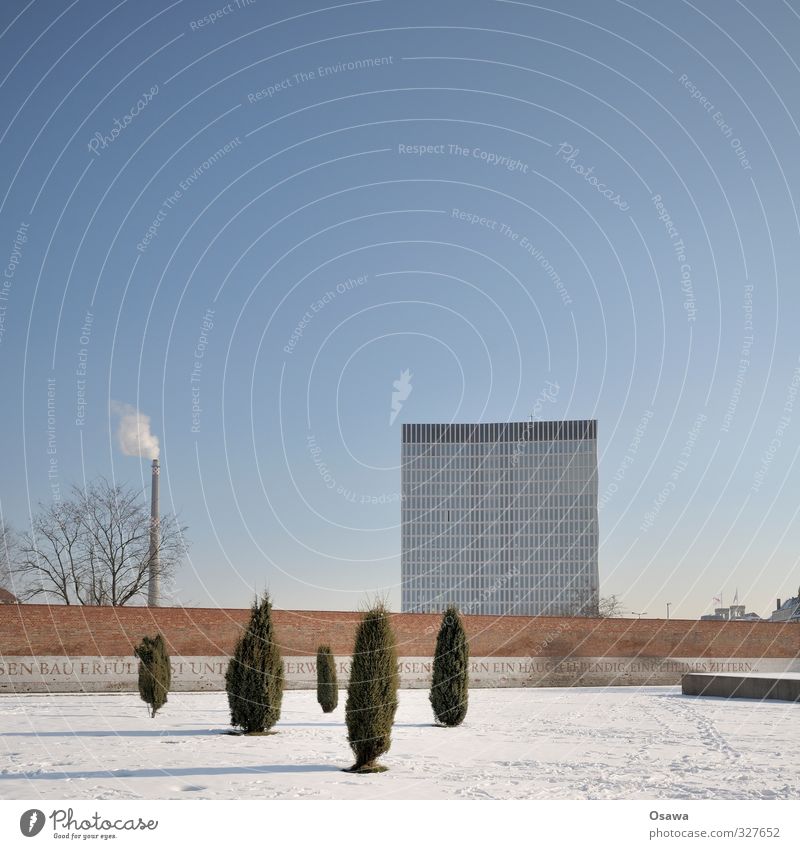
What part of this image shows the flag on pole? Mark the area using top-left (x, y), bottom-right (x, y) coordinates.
top-left (712, 595), bottom-right (722, 607)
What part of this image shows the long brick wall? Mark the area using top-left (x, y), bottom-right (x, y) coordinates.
top-left (0, 605), bottom-right (797, 691)
top-left (1, 604), bottom-right (798, 658)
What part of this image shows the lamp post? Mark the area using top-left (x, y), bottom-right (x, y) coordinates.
top-left (666, 602), bottom-right (672, 620)
top-left (632, 611), bottom-right (647, 620)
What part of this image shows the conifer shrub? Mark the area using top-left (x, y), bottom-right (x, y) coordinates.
top-left (134, 633), bottom-right (171, 718)
top-left (430, 605), bottom-right (469, 726)
top-left (344, 602), bottom-right (399, 772)
top-left (225, 593), bottom-right (284, 734)
top-left (316, 645), bottom-right (338, 713)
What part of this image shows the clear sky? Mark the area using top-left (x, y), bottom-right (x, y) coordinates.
top-left (1, 0), bottom-right (799, 619)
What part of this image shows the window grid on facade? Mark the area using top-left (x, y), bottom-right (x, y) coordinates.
top-left (400, 420), bottom-right (599, 616)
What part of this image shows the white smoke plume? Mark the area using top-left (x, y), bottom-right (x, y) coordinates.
top-left (110, 401), bottom-right (160, 459)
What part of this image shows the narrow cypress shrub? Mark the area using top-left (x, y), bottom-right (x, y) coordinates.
top-left (430, 605), bottom-right (469, 726)
top-left (225, 593), bottom-right (284, 734)
top-left (316, 645), bottom-right (338, 713)
top-left (344, 603), bottom-right (399, 772)
top-left (134, 633), bottom-right (171, 718)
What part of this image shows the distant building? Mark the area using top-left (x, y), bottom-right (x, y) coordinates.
top-left (401, 420), bottom-right (599, 616)
top-left (700, 604), bottom-right (761, 622)
top-left (771, 595), bottom-right (800, 622)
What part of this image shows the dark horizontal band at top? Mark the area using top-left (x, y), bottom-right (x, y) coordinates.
top-left (402, 420), bottom-right (597, 444)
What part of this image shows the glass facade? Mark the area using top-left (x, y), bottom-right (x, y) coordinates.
top-left (400, 421), bottom-right (599, 616)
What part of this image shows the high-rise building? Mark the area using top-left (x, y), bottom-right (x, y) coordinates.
top-left (401, 420), bottom-right (599, 616)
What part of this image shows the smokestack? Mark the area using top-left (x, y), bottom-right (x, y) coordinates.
top-left (148, 459), bottom-right (160, 607)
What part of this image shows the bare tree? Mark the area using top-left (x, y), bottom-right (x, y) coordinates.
top-left (572, 585), bottom-right (600, 617)
top-left (598, 594), bottom-right (625, 618)
top-left (570, 587), bottom-right (624, 618)
top-left (14, 478), bottom-right (188, 606)
top-left (15, 499), bottom-right (85, 604)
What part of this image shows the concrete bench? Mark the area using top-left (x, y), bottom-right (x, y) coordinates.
top-left (682, 672), bottom-right (800, 702)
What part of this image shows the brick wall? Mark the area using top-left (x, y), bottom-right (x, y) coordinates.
top-left (1, 604), bottom-right (797, 660)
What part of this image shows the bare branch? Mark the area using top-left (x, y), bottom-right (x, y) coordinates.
top-left (0, 519), bottom-right (17, 596)
top-left (598, 594), bottom-right (625, 618)
top-left (11, 477), bottom-right (189, 606)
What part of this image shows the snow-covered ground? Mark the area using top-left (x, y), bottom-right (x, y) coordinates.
top-left (1, 687), bottom-right (797, 800)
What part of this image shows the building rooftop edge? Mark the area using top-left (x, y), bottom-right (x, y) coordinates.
top-left (402, 419), bottom-right (597, 425)
top-left (401, 419), bottom-right (597, 443)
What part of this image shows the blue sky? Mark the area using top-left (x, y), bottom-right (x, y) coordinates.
top-left (1, 0), bottom-right (800, 618)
